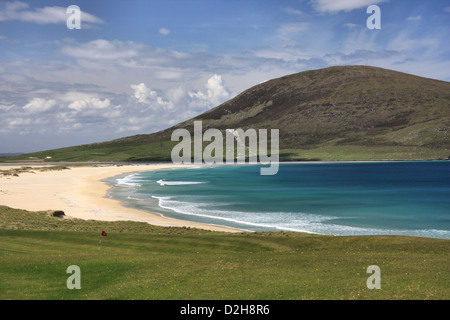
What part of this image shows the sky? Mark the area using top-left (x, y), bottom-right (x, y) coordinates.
top-left (0, 0), bottom-right (449, 153)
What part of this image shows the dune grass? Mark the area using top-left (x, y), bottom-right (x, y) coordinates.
top-left (0, 206), bottom-right (448, 300)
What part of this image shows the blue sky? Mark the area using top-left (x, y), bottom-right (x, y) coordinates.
top-left (1, 0), bottom-right (449, 153)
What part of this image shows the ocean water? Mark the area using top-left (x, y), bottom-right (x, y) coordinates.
top-left (105, 162), bottom-right (450, 239)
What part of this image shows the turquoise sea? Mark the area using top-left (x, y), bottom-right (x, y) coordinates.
top-left (105, 162), bottom-right (450, 239)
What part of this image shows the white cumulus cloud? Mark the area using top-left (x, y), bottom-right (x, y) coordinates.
top-left (130, 83), bottom-right (156, 104)
top-left (23, 98), bottom-right (57, 113)
top-left (60, 92), bottom-right (111, 112)
top-left (205, 74), bottom-right (231, 105)
top-left (131, 74), bottom-right (230, 111)
top-left (68, 97), bottom-right (110, 112)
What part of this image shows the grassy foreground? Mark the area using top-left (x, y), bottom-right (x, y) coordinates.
top-left (0, 206), bottom-right (448, 300)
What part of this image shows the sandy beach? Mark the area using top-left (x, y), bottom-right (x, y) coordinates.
top-left (0, 163), bottom-right (241, 233)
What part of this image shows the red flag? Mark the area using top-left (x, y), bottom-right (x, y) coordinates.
top-left (101, 231), bottom-right (107, 236)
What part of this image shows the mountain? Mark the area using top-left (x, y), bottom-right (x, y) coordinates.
top-left (3, 65), bottom-right (450, 162)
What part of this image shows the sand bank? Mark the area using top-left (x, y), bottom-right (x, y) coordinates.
top-left (0, 163), bottom-right (241, 233)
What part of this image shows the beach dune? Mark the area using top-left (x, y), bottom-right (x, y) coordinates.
top-left (0, 163), bottom-right (241, 233)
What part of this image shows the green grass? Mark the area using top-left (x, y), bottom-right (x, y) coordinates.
top-left (0, 206), bottom-right (449, 300)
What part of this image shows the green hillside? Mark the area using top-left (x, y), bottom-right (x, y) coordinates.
top-left (3, 65), bottom-right (450, 162)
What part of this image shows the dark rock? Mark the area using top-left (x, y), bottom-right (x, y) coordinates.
top-left (52, 210), bottom-right (65, 218)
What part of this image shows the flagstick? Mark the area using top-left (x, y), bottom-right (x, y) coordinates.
top-left (98, 230), bottom-right (107, 252)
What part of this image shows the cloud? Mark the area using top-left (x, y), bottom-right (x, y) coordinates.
top-left (159, 28), bottom-right (170, 36)
top-left (406, 16), bottom-right (422, 21)
top-left (61, 39), bottom-right (141, 60)
top-left (205, 74), bottom-right (231, 105)
top-left (5, 117), bottom-right (32, 130)
top-left (130, 74), bottom-right (230, 113)
top-left (23, 97), bottom-right (57, 113)
top-left (0, 103), bottom-right (15, 111)
top-left (130, 83), bottom-right (156, 104)
top-left (343, 23), bottom-right (358, 28)
top-left (310, 0), bottom-right (388, 13)
top-left (277, 22), bottom-right (309, 41)
top-left (2, 92), bottom-right (114, 133)
top-left (243, 44), bottom-right (313, 63)
top-left (386, 30), bottom-right (439, 53)
top-left (129, 83), bottom-right (174, 110)
top-left (445, 7), bottom-right (450, 13)
top-left (283, 7), bottom-right (305, 17)
top-left (324, 49), bottom-right (400, 63)
top-left (54, 39), bottom-right (249, 95)
top-left (0, 1), bottom-right (103, 25)
top-left (65, 95), bottom-right (111, 112)
top-left (59, 39), bottom-right (223, 76)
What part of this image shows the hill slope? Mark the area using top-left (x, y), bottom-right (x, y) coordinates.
top-left (4, 65), bottom-right (450, 162)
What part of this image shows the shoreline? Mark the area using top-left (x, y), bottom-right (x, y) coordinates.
top-left (2, 161), bottom-right (449, 237)
top-left (0, 163), bottom-right (244, 233)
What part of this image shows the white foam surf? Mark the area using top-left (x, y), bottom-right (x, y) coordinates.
top-left (156, 179), bottom-right (206, 186)
top-left (116, 173), bottom-right (143, 187)
top-left (151, 196), bottom-right (450, 238)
